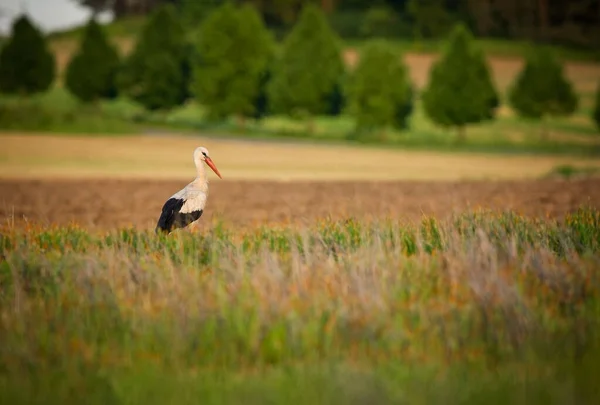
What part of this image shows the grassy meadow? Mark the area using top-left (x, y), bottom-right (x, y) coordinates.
top-left (2, 13), bottom-right (600, 404)
top-left (1, 207), bottom-right (600, 404)
top-left (3, 133), bottom-right (600, 182)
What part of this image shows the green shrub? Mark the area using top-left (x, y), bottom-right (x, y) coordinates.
top-left (508, 46), bottom-right (578, 139)
top-left (267, 3), bottom-right (345, 127)
top-left (191, 2), bottom-right (274, 122)
top-left (65, 18), bottom-right (121, 103)
top-left (421, 23), bottom-right (499, 141)
top-left (119, 4), bottom-right (190, 110)
top-left (0, 97), bottom-right (61, 130)
top-left (0, 89), bottom-right (137, 133)
top-left (346, 39), bottom-right (413, 134)
top-left (0, 15), bottom-right (55, 95)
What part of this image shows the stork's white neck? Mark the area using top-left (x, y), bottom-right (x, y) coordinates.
top-left (193, 158), bottom-right (209, 190)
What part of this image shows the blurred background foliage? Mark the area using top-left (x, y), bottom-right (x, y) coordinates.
top-left (0, 0), bottom-right (598, 153)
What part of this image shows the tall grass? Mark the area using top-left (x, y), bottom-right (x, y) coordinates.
top-left (1, 207), bottom-right (600, 404)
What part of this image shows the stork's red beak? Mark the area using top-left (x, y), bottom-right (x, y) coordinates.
top-left (205, 157), bottom-right (222, 179)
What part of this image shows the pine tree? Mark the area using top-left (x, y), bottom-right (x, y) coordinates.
top-left (267, 3), bottom-right (345, 129)
top-left (593, 81), bottom-right (600, 132)
top-left (0, 15), bottom-right (55, 95)
top-left (65, 18), bottom-right (120, 103)
top-left (118, 4), bottom-right (189, 110)
top-left (421, 23), bottom-right (498, 142)
top-left (346, 40), bottom-right (413, 134)
top-left (192, 2), bottom-right (274, 122)
top-left (509, 46), bottom-right (578, 139)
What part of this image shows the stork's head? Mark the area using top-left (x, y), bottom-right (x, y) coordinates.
top-left (194, 146), bottom-right (222, 179)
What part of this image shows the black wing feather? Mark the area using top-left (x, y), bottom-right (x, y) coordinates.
top-left (155, 198), bottom-right (204, 234)
top-left (155, 198), bottom-right (185, 234)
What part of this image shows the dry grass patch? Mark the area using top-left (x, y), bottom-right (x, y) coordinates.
top-left (2, 133), bottom-right (600, 182)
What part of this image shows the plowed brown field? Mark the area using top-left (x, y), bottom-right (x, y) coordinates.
top-left (1, 178), bottom-right (599, 231)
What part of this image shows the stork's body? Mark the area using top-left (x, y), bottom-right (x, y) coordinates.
top-left (155, 147), bottom-right (222, 234)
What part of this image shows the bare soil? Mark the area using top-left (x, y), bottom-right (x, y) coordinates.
top-left (1, 178), bottom-right (598, 231)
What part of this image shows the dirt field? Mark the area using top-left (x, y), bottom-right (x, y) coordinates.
top-left (3, 134), bottom-right (599, 231)
top-left (1, 178), bottom-right (598, 231)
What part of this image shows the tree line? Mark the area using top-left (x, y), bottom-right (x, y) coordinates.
top-left (0, 3), bottom-right (598, 139)
top-left (73, 0), bottom-right (600, 49)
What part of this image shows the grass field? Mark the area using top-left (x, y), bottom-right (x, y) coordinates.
top-left (2, 19), bottom-right (599, 402)
top-left (2, 130), bottom-right (600, 403)
top-left (1, 206), bottom-right (600, 404)
top-left (2, 133), bottom-right (600, 181)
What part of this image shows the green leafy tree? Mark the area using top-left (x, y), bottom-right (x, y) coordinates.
top-left (346, 40), bottom-right (413, 135)
top-left (408, 0), bottom-right (454, 39)
top-left (0, 15), bottom-right (55, 95)
top-left (119, 4), bottom-right (190, 110)
top-left (593, 81), bottom-right (600, 132)
top-left (65, 18), bottom-right (120, 103)
top-left (180, 0), bottom-right (223, 29)
top-left (267, 3), bottom-right (345, 131)
top-left (509, 46), bottom-right (578, 139)
top-left (192, 2), bottom-right (274, 123)
top-left (421, 23), bottom-right (499, 142)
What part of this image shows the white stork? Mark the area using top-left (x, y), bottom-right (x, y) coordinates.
top-left (155, 146), bottom-right (222, 234)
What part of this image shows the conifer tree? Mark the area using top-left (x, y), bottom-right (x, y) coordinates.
top-left (346, 40), bottom-right (413, 134)
top-left (421, 23), bottom-right (498, 142)
top-left (119, 4), bottom-right (189, 110)
top-left (0, 15), bottom-right (55, 95)
top-left (192, 2), bottom-right (274, 122)
top-left (593, 81), bottom-right (600, 132)
top-left (267, 3), bottom-right (344, 129)
top-left (65, 18), bottom-right (120, 103)
top-left (509, 46), bottom-right (578, 139)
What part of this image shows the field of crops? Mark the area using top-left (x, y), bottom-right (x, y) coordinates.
top-left (1, 206), bottom-right (600, 404)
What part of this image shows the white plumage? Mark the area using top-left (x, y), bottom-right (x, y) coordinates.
top-left (155, 146), bottom-right (222, 234)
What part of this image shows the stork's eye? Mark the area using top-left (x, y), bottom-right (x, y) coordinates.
top-left (202, 152), bottom-right (207, 157)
